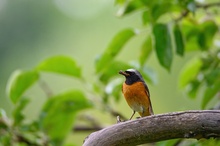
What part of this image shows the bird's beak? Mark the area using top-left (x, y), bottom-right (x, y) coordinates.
top-left (119, 70), bottom-right (129, 76)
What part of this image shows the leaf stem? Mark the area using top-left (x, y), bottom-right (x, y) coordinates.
top-left (38, 80), bottom-right (53, 98)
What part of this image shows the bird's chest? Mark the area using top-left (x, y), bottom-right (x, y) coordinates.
top-left (122, 82), bottom-right (145, 97)
top-left (122, 82), bottom-right (147, 111)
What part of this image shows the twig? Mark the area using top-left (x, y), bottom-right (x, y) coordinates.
top-left (16, 134), bottom-right (39, 146)
top-left (196, 2), bottom-right (220, 9)
top-left (73, 125), bottom-right (103, 132)
top-left (175, 10), bottom-right (190, 22)
top-left (72, 114), bottom-right (103, 132)
top-left (175, 2), bottom-right (220, 22)
top-left (78, 115), bottom-right (101, 127)
top-left (104, 105), bottom-right (127, 121)
top-left (109, 109), bottom-right (127, 121)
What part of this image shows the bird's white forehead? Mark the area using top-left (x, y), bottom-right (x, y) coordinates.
top-left (126, 68), bottom-right (136, 72)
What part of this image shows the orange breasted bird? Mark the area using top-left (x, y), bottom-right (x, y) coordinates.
top-left (119, 69), bottom-right (154, 120)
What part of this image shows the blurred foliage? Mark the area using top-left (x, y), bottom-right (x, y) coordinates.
top-left (1, 0), bottom-right (220, 145)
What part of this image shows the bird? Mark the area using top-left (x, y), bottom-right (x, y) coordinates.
top-left (119, 69), bottom-right (154, 120)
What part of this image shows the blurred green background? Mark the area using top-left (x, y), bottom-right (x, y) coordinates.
top-left (0, 0), bottom-right (203, 145)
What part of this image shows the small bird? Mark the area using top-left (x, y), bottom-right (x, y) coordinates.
top-left (119, 69), bottom-right (154, 120)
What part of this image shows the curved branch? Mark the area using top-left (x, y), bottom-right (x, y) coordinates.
top-left (196, 2), bottom-right (220, 9)
top-left (83, 110), bottom-right (220, 146)
top-left (175, 2), bottom-right (220, 22)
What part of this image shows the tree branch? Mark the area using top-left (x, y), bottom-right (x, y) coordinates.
top-left (73, 125), bottom-right (103, 132)
top-left (175, 2), bottom-right (220, 22)
top-left (83, 110), bottom-right (220, 146)
top-left (196, 2), bottom-right (220, 9)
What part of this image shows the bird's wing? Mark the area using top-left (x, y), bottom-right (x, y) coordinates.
top-left (143, 82), bottom-right (154, 115)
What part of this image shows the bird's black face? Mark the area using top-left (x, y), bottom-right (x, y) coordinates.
top-left (119, 69), bottom-right (143, 85)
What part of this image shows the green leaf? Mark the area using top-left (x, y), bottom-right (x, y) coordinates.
top-left (150, 3), bottom-right (171, 22)
top-left (96, 29), bottom-right (135, 72)
top-left (186, 80), bottom-right (201, 98)
top-left (103, 29), bottom-right (136, 56)
top-left (142, 11), bottom-right (151, 25)
top-left (95, 53), bottom-right (112, 73)
top-left (115, 0), bottom-right (126, 5)
top-left (183, 20), bottom-right (218, 51)
top-left (182, 21), bottom-right (200, 51)
top-left (141, 66), bottom-right (157, 85)
top-left (64, 144), bottom-right (78, 146)
top-left (197, 20), bottom-right (218, 50)
top-left (179, 57), bottom-right (202, 89)
top-left (40, 90), bottom-right (91, 144)
top-left (197, 32), bottom-right (206, 50)
top-left (0, 109), bottom-right (8, 119)
top-left (123, 0), bottom-right (145, 15)
top-left (12, 98), bottom-right (30, 126)
top-left (156, 139), bottom-right (181, 146)
top-left (7, 70), bottom-right (39, 104)
top-left (202, 79), bottom-right (220, 109)
top-left (153, 23), bottom-right (173, 70)
top-left (139, 36), bottom-right (153, 66)
top-left (0, 108), bottom-right (9, 129)
top-left (37, 56), bottom-right (81, 78)
top-left (105, 78), bottom-right (123, 102)
top-left (197, 139), bottom-right (220, 146)
top-left (173, 24), bottom-right (185, 56)
top-left (0, 134), bottom-right (11, 146)
top-left (205, 68), bottom-right (220, 86)
top-left (99, 60), bottom-right (132, 83)
top-left (0, 109), bottom-right (8, 129)
top-left (116, 0), bottom-right (150, 16)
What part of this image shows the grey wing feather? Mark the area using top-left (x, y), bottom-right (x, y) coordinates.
top-left (143, 82), bottom-right (154, 115)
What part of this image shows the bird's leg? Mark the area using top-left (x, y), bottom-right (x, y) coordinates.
top-left (129, 111), bottom-right (136, 120)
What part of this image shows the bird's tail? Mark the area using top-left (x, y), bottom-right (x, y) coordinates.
top-left (138, 111), bottom-right (150, 117)
top-left (138, 106), bottom-right (154, 117)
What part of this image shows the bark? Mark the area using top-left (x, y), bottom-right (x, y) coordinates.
top-left (83, 110), bottom-right (220, 146)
